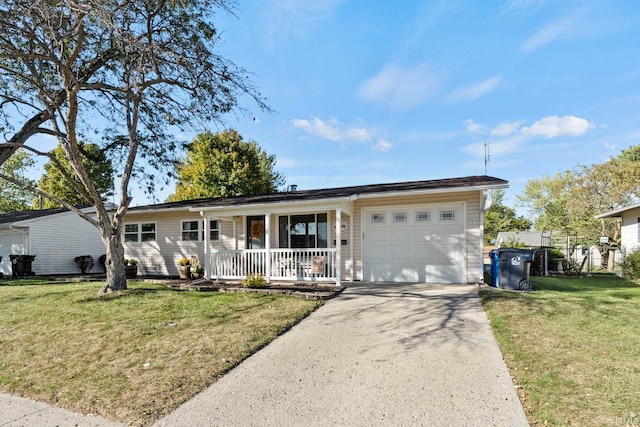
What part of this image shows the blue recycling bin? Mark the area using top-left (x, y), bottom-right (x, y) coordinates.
top-left (489, 249), bottom-right (500, 287)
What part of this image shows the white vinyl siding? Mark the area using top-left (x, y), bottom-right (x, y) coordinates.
top-left (619, 208), bottom-right (640, 255)
top-left (5, 209), bottom-right (105, 275)
top-left (123, 212), bottom-right (235, 276)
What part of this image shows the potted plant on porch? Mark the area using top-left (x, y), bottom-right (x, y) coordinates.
top-left (189, 257), bottom-right (204, 279)
top-left (177, 257), bottom-right (191, 280)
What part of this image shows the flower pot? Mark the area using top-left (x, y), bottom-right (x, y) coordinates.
top-left (178, 265), bottom-right (190, 280)
top-left (125, 265), bottom-right (138, 279)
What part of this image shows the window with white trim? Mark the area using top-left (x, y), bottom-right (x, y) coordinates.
top-left (278, 213), bottom-right (327, 248)
top-left (181, 220), bottom-right (220, 241)
top-left (181, 220), bottom-right (200, 241)
top-left (440, 211), bottom-right (455, 221)
top-left (209, 220), bottom-right (220, 241)
top-left (124, 222), bottom-right (156, 242)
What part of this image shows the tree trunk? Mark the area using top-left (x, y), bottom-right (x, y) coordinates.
top-left (99, 233), bottom-right (127, 294)
top-left (607, 248), bottom-right (617, 272)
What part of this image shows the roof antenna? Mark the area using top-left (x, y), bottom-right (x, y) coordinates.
top-left (484, 142), bottom-right (490, 175)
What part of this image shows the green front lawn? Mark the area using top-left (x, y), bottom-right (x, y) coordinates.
top-left (481, 274), bottom-right (640, 426)
top-left (0, 279), bottom-right (321, 426)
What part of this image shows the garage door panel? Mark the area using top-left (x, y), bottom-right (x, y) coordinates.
top-left (364, 204), bottom-right (465, 283)
top-left (368, 229), bottom-right (388, 243)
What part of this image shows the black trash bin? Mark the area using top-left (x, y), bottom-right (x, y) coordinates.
top-left (10, 255), bottom-right (36, 278)
top-left (497, 248), bottom-right (534, 291)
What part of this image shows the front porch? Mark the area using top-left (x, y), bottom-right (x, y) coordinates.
top-left (209, 248), bottom-right (338, 283)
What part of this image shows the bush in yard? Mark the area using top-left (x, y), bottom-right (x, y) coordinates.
top-left (619, 250), bottom-right (640, 280)
top-left (74, 255), bottom-right (94, 274)
top-left (242, 274), bottom-right (266, 288)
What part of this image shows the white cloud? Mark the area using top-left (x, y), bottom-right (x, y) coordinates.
top-left (292, 117), bottom-right (371, 143)
top-left (358, 61), bottom-right (444, 110)
top-left (520, 115), bottom-right (593, 138)
top-left (519, 14), bottom-right (578, 53)
top-left (490, 120), bottom-right (524, 136)
top-left (463, 119), bottom-right (488, 134)
top-left (372, 138), bottom-right (392, 152)
top-left (446, 76), bottom-right (502, 103)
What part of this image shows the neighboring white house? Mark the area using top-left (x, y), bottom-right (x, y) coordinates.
top-left (0, 206), bottom-right (105, 276)
top-left (596, 202), bottom-right (640, 257)
top-left (122, 175), bottom-right (508, 286)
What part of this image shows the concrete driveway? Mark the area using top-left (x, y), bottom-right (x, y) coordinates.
top-left (154, 283), bottom-right (528, 426)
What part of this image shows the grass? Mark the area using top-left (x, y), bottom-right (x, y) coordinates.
top-left (480, 273), bottom-right (640, 426)
top-left (0, 278), bottom-right (321, 426)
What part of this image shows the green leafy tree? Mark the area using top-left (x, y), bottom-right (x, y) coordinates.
top-left (0, 149), bottom-right (35, 212)
top-left (483, 189), bottom-right (531, 244)
top-left (0, 0), bottom-right (267, 293)
top-left (36, 143), bottom-right (114, 208)
top-left (518, 145), bottom-right (640, 269)
top-left (168, 130), bottom-right (285, 201)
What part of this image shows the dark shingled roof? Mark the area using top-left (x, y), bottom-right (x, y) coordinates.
top-left (0, 206), bottom-right (72, 225)
top-left (128, 175), bottom-right (508, 212)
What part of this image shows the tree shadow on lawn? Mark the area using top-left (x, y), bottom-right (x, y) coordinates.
top-left (480, 273), bottom-right (640, 318)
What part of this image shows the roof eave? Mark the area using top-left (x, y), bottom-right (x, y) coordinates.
top-left (595, 202), bottom-right (640, 219)
top-left (350, 182), bottom-right (508, 201)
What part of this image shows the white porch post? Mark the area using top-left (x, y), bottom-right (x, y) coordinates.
top-left (200, 212), bottom-right (210, 279)
top-left (265, 214), bottom-right (271, 283)
top-left (336, 208), bottom-right (342, 287)
top-left (349, 214), bottom-right (354, 281)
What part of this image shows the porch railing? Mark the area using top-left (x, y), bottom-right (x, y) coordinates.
top-left (209, 248), bottom-right (337, 282)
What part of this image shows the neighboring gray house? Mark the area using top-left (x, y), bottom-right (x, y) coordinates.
top-left (596, 202), bottom-right (640, 256)
top-left (0, 206), bottom-right (104, 276)
top-left (122, 175), bottom-right (508, 286)
top-left (496, 231), bottom-right (553, 248)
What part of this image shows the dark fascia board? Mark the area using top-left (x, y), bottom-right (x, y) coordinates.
top-left (0, 206), bottom-right (71, 225)
top-left (0, 205), bottom-right (98, 226)
top-left (126, 175), bottom-right (508, 214)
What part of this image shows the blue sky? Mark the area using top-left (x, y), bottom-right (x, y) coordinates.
top-left (25, 0), bottom-right (640, 210)
top-left (196, 0), bottom-right (640, 209)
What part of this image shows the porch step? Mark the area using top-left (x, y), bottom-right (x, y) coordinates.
top-left (165, 280), bottom-right (344, 301)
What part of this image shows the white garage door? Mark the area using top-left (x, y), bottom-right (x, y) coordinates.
top-left (0, 231), bottom-right (27, 276)
top-left (363, 204), bottom-right (465, 283)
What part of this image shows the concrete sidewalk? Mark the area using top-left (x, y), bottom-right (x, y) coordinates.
top-left (155, 283), bottom-right (528, 426)
top-left (1, 283), bottom-right (528, 426)
top-left (0, 394), bottom-right (124, 427)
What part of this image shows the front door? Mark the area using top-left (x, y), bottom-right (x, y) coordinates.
top-left (247, 216), bottom-right (266, 249)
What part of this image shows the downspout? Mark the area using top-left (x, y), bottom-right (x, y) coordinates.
top-left (336, 208), bottom-right (342, 287)
top-left (265, 214), bottom-right (271, 283)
